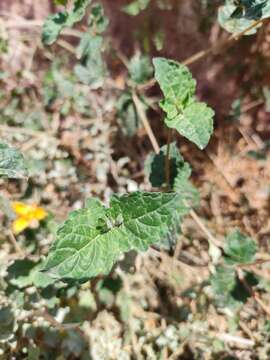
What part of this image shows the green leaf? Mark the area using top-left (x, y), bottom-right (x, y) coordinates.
top-left (153, 57), bottom-right (214, 149)
top-left (210, 266), bottom-right (236, 295)
top-left (218, 3), bottom-right (259, 34)
top-left (145, 142), bottom-right (199, 206)
top-left (224, 229), bottom-right (257, 264)
top-left (88, 3), bottom-right (109, 34)
top-left (42, 0), bottom-right (92, 45)
top-left (74, 34), bottom-right (106, 88)
top-left (166, 102), bottom-right (214, 150)
top-left (43, 192), bottom-right (185, 281)
top-left (0, 143), bottom-right (28, 179)
top-left (122, 0), bottom-right (151, 16)
top-left (128, 53), bottom-right (153, 84)
top-left (42, 12), bottom-right (69, 45)
top-left (218, 0), bottom-right (270, 34)
top-left (6, 259), bottom-right (54, 289)
top-left (153, 57), bottom-right (196, 119)
top-left (232, 0), bottom-right (270, 20)
top-left (67, 0), bottom-right (92, 24)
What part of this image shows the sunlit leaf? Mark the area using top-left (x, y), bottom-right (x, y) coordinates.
top-left (43, 192), bottom-right (186, 281)
top-left (153, 57), bottom-right (214, 149)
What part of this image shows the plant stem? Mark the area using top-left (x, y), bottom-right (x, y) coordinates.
top-left (132, 92), bottom-right (160, 154)
top-left (165, 129), bottom-right (172, 191)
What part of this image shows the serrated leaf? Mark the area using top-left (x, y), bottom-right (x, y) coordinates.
top-left (224, 229), bottom-right (257, 264)
top-left (153, 57), bottom-right (214, 149)
top-left (0, 143), bottom-right (28, 179)
top-left (128, 53), bottom-right (153, 84)
top-left (153, 57), bottom-right (196, 119)
top-left (145, 143), bottom-right (200, 206)
top-left (42, 0), bottom-right (92, 45)
top-left (43, 192), bottom-right (185, 281)
top-left (166, 102), bottom-right (214, 150)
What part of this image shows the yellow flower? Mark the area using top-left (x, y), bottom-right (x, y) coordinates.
top-left (11, 202), bottom-right (48, 235)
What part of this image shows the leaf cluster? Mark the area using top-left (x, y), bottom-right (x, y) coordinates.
top-left (153, 58), bottom-right (214, 149)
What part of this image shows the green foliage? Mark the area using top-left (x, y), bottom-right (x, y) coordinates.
top-left (153, 57), bottom-right (214, 149)
top-left (42, 63), bottom-right (91, 115)
top-left (74, 3), bottom-right (108, 88)
top-left (7, 259), bottom-right (54, 289)
top-left (88, 3), bottom-right (109, 34)
top-left (122, 0), bottom-right (151, 16)
top-left (145, 142), bottom-right (200, 206)
top-left (210, 229), bottom-right (258, 308)
top-left (224, 229), bottom-right (257, 264)
top-left (218, 0), bottom-right (270, 34)
top-left (231, 0), bottom-right (270, 20)
top-left (210, 266), bottom-right (236, 295)
top-left (75, 34), bottom-right (106, 88)
top-left (42, 0), bottom-right (92, 45)
top-left (0, 143), bottom-right (27, 179)
top-left (128, 53), bottom-right (153, 84)
top-left (43, 192), bottom-right (186, 281)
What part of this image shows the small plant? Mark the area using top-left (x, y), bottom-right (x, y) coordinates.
top-left (38, 0), bottom-right (218, 282)
top-left (2, 0), bottom-right (270, 357)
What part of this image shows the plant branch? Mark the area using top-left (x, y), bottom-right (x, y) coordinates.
top-left (138, 18), bottom-right (265, 92)
top-left (135, 90), bottom-right (220, 247)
